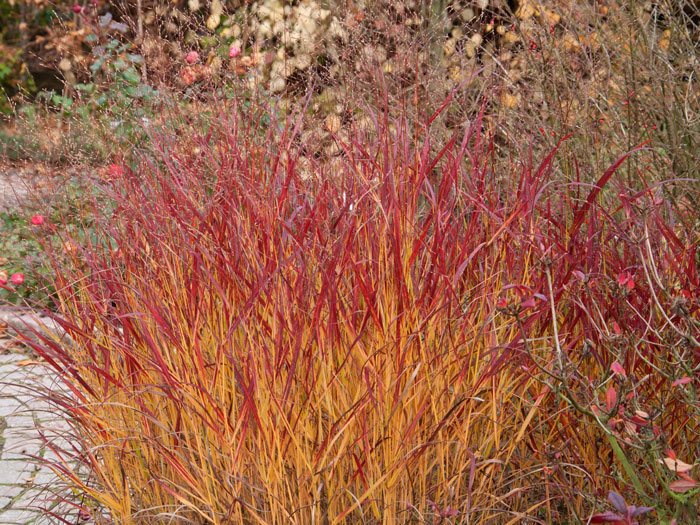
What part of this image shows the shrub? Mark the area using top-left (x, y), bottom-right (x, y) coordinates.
top-left (29, 87), bottom-right (698, 523)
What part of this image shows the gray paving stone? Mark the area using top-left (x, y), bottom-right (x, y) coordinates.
top-left (0, 355), bottom-right (74, 524)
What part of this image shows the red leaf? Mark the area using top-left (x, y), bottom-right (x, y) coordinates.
top-left (568, 145), bottom-right (650, 245)
top-left (496, 298), bottom-right (507, 308)
top-left (606, 386), bottom-right (617, 412)
top-left (520, 296), bottom-right (536, 309)
top-left (612, 322), bottom-right (622, 335)
top-left (591, 511), bottom-right (625, 523)
top-left (617, 271), bottom-right (635, 291)
top-left (573, 270), bottom-right (586, 281)
top-left (610, 361), bottom-right (626, 377)
top-left (679, 471), bottom-right (696, 483)
top-left (671, 377), bottom-right (692, 387)
top-left (669, 479), bottom-right (697, 493)
top-left (629, 416), bottom-right (649, 427)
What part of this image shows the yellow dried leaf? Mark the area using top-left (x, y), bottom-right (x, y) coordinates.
top-left (324, 114), bottom-right (341, 134)
top-left (501, 92), bottom-right (518, 109)
top-left (541, 8), bottom-right (560, 27)
top-left (449, 66), bottom-right (464, 82)
top-left (443, 38), bottom-right (456, 56)
top-left (516, 0), bottom-right (535, 20)
top-left (561, 33), bottom-right (581, 53)
top-left (504, 31), bottom-right (520, 46)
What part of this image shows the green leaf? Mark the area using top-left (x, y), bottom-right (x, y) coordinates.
top-left (51, 94), bottom-right (72, 108)
top-left (89, 59), bottom-right (104, 72)
top-left (112, 58), bottom-right (128, 71)
top-left (121, 68), bottom-right (141, 85)
top-left (74, 83), bottom-right (96, 93)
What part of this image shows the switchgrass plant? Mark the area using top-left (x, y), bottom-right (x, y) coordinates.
top-left (25, 86), bottom-right (699, 523)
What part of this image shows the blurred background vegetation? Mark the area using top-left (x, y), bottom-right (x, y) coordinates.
top-left (0, 0), bottom-right (698, 188)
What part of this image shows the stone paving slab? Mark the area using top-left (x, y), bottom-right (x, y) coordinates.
top-left (0, 308), bottom-right (68, 349)
top-left (0, 353), bottom-right (76, 524)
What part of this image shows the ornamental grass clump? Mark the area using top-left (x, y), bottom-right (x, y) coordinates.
top-left (29, 90), bottom-right (698, 523)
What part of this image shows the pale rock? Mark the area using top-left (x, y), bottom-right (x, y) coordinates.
top-left (516, 0), bottom-right (536, 20)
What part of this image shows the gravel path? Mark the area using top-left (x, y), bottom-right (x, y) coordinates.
top-left (0, 166), bottom-right (52, 215)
